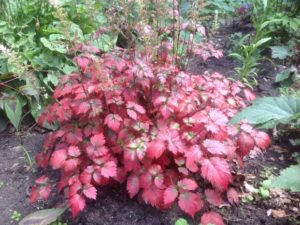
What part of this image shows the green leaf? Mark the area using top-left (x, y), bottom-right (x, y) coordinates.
top-left (175, 218), bottom-right (189, 225)
top-left (230, 96), bottom-right (300, 129)
top-left (271, 165), bottom-right (300, 192)
top-left (19, 208), bottom-right (66, 225)
top-left (0, 110), bottom-right (8, 132)
top-left (270, 46), bottom-right (291, 60)
top-left (275, 68), bottom-right (294, 83)
top-left (92, 33), bottom-right (117, 52)
top-left (4, 96), bottom-right (23, 131)
top-left (40, 34), bottom-right (68, 54)
top-left (255, 37), bottom-right (272, 47)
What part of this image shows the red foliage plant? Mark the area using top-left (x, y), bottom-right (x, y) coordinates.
top-left (31, 47), bottom-right (270, 222)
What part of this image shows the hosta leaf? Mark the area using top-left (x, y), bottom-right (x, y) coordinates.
top-left (0, 111), bottom-right (8, 132)
top-left (4, 96), bottom-right (23, 131)
top-left (231, 96), bottom-right (300, 129)
top-left (271, 164), bottom-right (300, 192)
top-left (40, 34), bottom-right (68, 54)
top-left (270, 46), bottom-right (291, 60)
top-left (19, 208), bottom-right (66, 225)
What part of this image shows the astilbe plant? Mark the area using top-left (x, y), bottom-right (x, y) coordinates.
top-left (31, 46), bottom-right (270, 224)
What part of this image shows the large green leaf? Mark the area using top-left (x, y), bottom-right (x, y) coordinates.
top-left (270, 46), bottom-right (291, 60)
top-left (0, 110), bottom-right (8, 132)
top-left (271, 165), bottom-right (300, 192)
top-left (40, 34), bottom-right (68, 54)
top-left (230, 96), bottom-right (300, 129)
top-left (3, 96), bottom-right (23, 131)
top-left (19, 208), bottom-right (66, 225)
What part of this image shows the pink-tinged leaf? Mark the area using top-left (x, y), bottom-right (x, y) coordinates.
top-left (127, 174), bottom-right (140, 198)
top-left (142, 184), bottom-right (164, 208)
top-left (178, 178), bottom-right (198, 191)
top-left (237, 132), bottom-right (255, 158)
top-left (65, 129), bottom-right (83, 145)
top-left (227, 188), bottom-right (239, 205)
top-left (243, 89), bottom-right (256, 101)
top-left (69, 194), bottom-right (86, 217)
top-left (63, 159), bottom-right (78, 172)
top-left (164, 185), bottom-right (178, 205)
top-left (205, 189), bottom-right (224, 206)
top-left (185, 145), bottom-right (202, 172)
top-left (139, 173), bottom-right (152, 189)
top-left (76, 102), bottom-right (90, 114)
top-left (39, 185), bottom-right (51, 200)
top-left (200, 211), bottom-right (225, 225)
top-left (68, 146), bottom-right (81, 157)
top-left (104, 114), bottom-right (122, 131)
top-left (127, 108), bottom-right (137, 120)
top-left (101, 161), bottom-right (117, 178)
top-left (154, 174), bottom-right (164, 188)
top-left (76, 57), bottom-right (90, 70)
top-left (83, 184), bottom-right (97, 200)
top-left (29, 186), bottom-right (38, 204)
top-left (147, 140), bottom-right (166, 159)
top-left (133, 103), bottom-right (146, 114)
top-left (35, 175), bottom-right (49, 185)
top-left (178, 192), bottom-right (203, 218)
top-left (203, 139), bottom-right (227, 155)
top-left (50, 149), bottom-right (67, 169)
top-left (201, 157), bottom-right (232, 191)
top-left (252, 131), bottom-right (270, 150)
top-left (90, 133), bottom-right (105, 147)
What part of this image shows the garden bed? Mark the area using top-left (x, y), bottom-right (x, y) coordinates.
top-left (0, 32), bottom-right (299, 224)
top-left (0, 130), bottom-right (298, 225)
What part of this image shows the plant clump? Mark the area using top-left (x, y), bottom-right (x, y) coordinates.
top-left (31, 46), bottom-right (270, 223)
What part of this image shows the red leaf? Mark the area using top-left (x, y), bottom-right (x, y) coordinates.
top-left (164, 185), bottom-right (178, 205)
top-left (104, 114), bottom-right (122, 131)
top-left (178, 178), bottom-right (198, 191)
top-left (69, 194), bottom-right (86, 217)
top-left (178, 192), bottom-right (203, 218)
top-left (203, 139), bottom-right (227, 155)
top-left (63, 159), bottom-right (79, 172)
top-left (205, 189), bottom-right (224, 206)
top-left (39, 185), bottom-right (51, 200)
top-left (76, 102), bottom-right (90, 115)
top-left (147, 140), bottom-right (166, 159)
top-left (101, 161), bottom-right (117, 178)
top-left (68, 146), bottom-right (81, 157)
top-left (50, 149), bottom-right (67, 169)
top-left (185, 145), bottom-right (202, 172)
top-left (29, 186), bottom-right (38, 204)
top-left (243, 89), bottom-right (256, 101)
top-left (237, 132), bottom-right (255, 158)
top-left (127, 174), bottom-right (140, 198)
top-left (83, 184), bottom-right (97, 200)
top-left (253, 131), bottom-right (270, 150)
top-left (201, 157), bottom-right (232, 191)
top-left (91, 133), bottom-right (106, 147)
top-left (127, 108), bottom-right (137, 120)
top-left (142, 184), bottom-right (164, 208)
top-left (227, 188), bottom-right (239, 205)
top-left (200, 211), bottom-right (225, 225)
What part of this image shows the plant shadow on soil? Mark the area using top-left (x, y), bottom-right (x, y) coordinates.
top-left (0, 26), bottom-right (299, 225)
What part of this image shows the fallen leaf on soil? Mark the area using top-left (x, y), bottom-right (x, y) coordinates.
top-left (269, 209), bottom-right (287, 218)
top-left (273, 145), bottom-right (288, 153)
top-left (244, 182), bottom-right (258, 193)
